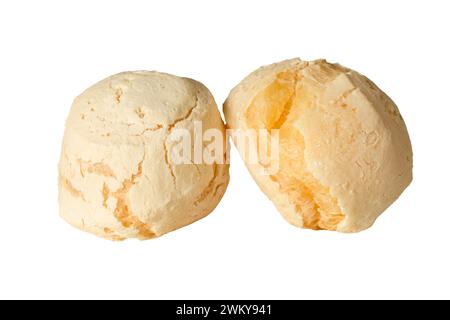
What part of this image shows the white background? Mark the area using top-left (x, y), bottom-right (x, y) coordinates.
top-left (0, 0), bottom-right (449, 300)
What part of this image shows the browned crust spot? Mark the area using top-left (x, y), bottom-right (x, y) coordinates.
top-left (102, 183), bottom-right (110, 208)
top-left (60, 176), bottom-right (85, 200)
top-left (78, 159), bottom-right (116, 178)
top-left (103, 227), bottom-right (125, 241)
top-left (111, 161), bottom-right (155, 239)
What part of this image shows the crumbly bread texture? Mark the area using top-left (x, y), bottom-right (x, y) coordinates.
top-left (59, 71), bottom-right (229, 240)
top-left (224, 58), bottom-right (412, 232)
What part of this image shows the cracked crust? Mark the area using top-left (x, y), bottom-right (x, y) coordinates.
top-left (224, 58), bottom-right (412, 233)
top-left (59, 71), bottom-right (229, 240)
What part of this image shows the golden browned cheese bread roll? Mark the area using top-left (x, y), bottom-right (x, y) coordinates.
top-left (59, 71), bottom-right (229, 240)
top-left (224, 58), bottom-right (412, 232)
